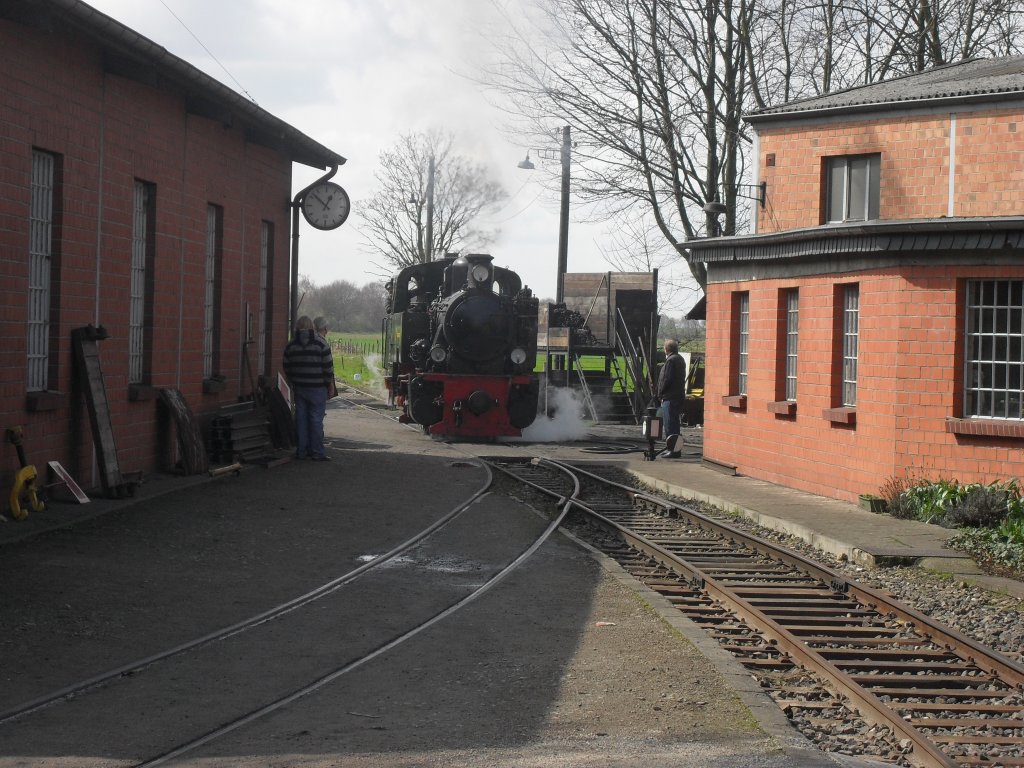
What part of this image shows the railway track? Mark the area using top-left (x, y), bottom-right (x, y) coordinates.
top-left (0, 463), bottom-right (496, 727)
top-left (489, 456), bottom-right (1024, 768)
top-left (0, 460), bottom-right (579, 766)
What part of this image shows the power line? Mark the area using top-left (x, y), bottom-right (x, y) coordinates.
top-left (157, 0), bottom-right (259, 105)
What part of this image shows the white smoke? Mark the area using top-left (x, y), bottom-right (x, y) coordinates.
top-left (515, 386), bottom-right (591, 443)
top-left (358, 353), bottom-right (390, 401)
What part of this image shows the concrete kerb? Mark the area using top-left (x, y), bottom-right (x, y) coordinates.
top-left (630, 471), bottom-right (1024, 600)
top-left (632, 472), bottom-right (866, 564)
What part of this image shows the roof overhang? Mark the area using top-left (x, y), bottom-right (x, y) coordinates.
top-left (746, 90), bottom-right (1024, 128)
top-left (0, 0), bottom-right (346, 171)
top-left (684, 218), bottom-right (1024, 264)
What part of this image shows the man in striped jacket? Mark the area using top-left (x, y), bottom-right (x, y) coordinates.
top-left (282, 315), bottom-right (335, 461)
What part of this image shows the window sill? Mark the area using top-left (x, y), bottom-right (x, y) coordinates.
top-left (823, 406), bottom-right (856, 426)
top-left (721, 394), bottom-right (746, 411)
top-left (203, 377), bottom-right (226, 394)
top-left (26, 391), bottom-right (66, 412)
top-left (767, 400), bottom-right (797, 417)
top-left (129, 384), bottom-right (161, 402)
top-left (946, 418), bottom-right (1024, 439)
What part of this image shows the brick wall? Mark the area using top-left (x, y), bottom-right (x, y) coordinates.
top-left (0, 19), bottom-right (294, 491)
top-left (756, 108), bottom-right (1024, 232)
top-left (705, 264), bottom-right (1024, 502)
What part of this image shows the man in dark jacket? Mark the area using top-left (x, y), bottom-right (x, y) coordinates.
top-left (656, 339), bottom-right (687, 458)
top-left (283, 315), bottom-right (334, 461)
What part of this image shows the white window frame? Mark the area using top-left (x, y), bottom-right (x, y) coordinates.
top-left (28, 150), bottom-right (54, 392)
top-left (737, 292), bottom-right (749, 396)
top-left (842, 285), bottom-right (859, 407)
top-left (785, 289), bottom-right (799, 402)
top-left (965, 279), bottom-right (1024, 420)
top-left (826, 154), bottom-right (880, 223)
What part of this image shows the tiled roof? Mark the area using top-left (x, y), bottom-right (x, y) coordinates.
top-left (747, 57), bottom-right (1024, 123)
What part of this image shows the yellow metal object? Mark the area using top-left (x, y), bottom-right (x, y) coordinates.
top-left (9, 464), bottom-right (45, 521)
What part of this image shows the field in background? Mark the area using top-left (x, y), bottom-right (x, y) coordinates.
top-left (327, 332), bottom-right (651, 394)
top-left (327, 333), bottom-right (384, 388)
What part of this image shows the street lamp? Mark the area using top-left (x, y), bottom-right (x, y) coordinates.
top-left (517, 125), bottom-right (571, 303)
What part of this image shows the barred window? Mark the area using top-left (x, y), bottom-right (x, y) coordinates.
top-left (28, 150), bottom-right (55, 392)
top-left (203, 204), bottom-right (223, 380)
top-left (842, 285), bottom-right (859, 407)
top-left (258, 221), bottom-right (272, 375)
top-left (737, 292), bottom-right (749, 396)
top-left (129, 181), bottom-right (154, 384)
top-left (965, 280), bottom-right (1024, 420)
top-left (785, 289), bottom-right (799, 401)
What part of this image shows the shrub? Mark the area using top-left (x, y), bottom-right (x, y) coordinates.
top-left (878, 475), bottom-right (914, 506)
top-left (941, 485), bottom-right (1010, 528)
top-left (887, 492), bottom-right (921, 520)
top-left (903, 478), bottom-right (973, 523)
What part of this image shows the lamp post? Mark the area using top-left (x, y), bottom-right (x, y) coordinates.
top-left (518, 125), bottom-right (571, 303)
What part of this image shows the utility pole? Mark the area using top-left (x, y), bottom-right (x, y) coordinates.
top-left (425, 154), bottom-right (436, 261)
top-left (556, 126), bottom-right (570, 303)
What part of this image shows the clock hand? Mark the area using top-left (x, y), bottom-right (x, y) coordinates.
top-left (312, 194), bottom-right (328, 208)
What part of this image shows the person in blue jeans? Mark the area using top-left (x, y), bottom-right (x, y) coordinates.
top-left (282, 315), bottom-right (334, 461)
top-left (656, 339), bottom-right (688, 459)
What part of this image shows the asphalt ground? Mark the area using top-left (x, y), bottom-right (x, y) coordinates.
top-left (0, 389), bottom-right (858, 767)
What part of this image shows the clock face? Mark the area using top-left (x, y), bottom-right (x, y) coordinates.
top-left (301, 181), bottom-right (350, 230)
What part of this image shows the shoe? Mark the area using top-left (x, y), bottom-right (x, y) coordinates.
top-left (311, 455), bottom-right (331, 462)
top-left (657, 449), bottom-right (681, 459)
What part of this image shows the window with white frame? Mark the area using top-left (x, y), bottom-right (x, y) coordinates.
top-left (965, 280), bottom-right (1024, 420)
top-left (203, 204), bottom-right (223, 380)
top-left (258, 221), bottom-right (272, 375)
top-left (28, 150), bottom-right (56, 392)
top-left (785, 289), bottom-right (799, 401)
top-left (841, 284), bottom-right (859, 407)
top-left (737, 292), bottom-right (749, 396)
top-left (129, 181), bottom-right (154, 384)
top-left (826, 154), bottom-right (880, 223)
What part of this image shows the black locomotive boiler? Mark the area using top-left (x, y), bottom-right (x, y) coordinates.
top-left (383, 254), bottom-right (540, 438)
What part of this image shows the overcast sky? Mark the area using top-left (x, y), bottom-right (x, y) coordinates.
top-left (83, 0), bottom-right (624, 303)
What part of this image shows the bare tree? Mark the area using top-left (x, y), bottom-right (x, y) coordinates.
top-left (296, 278), bottom-right (388, 332)
top-left (745, 0), bottom-right (1024, 100)
top-left (598, 210), bottom-right (702, 314)
top-left (487, 0), bottom-right (757, 290)
top-left (359, 130), bottom-right (508, 275)
top-left (488, 0), bottom-right (1023, 296)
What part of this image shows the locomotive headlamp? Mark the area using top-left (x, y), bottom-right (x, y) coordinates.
top-left (429, 345), bottom-right (448, 363)
top-left (510, 347), bottom-right (527, 365)
top-left (471, 263), bottom-right (490, 283)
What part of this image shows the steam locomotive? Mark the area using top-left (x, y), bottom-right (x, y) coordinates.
top-left (383, 254), bottom-right (540, 438)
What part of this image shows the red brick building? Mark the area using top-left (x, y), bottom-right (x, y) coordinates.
top-left (687, 58), bottom-right (1024, 503)
top-left (1, 1), bottom-right (345, 496)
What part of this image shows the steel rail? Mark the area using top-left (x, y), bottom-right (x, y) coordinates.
top-left (562, 459), bottom-right (1024, 687)
top-left (0, 461), bottom-right (494, 725)
top-left (134, 462), bottom-right (583, 767)
top-left (506, 457), bottom-right (1024, 768)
